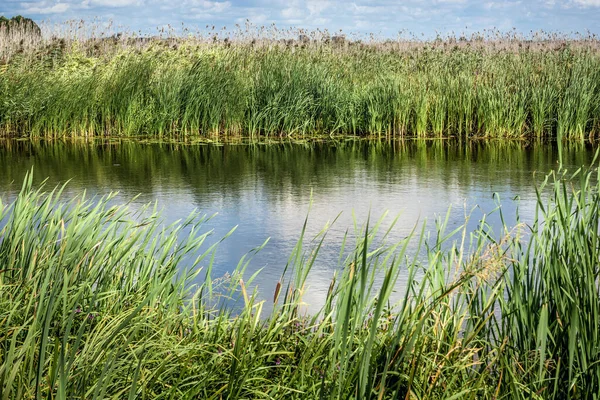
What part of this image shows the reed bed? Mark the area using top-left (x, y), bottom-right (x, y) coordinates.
top-left (0, 23), bottom-right (599, 140)
top-left (1, 162), bottom-right (600, 398)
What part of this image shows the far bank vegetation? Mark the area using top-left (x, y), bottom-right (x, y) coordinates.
top-left (1, 20), bottom-right (599, 140)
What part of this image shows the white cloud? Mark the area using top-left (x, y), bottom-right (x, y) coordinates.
top-left (484, 0), bottom-right (522, 9)
top-left (306, 0), bottom-right (331, 16)
top-left (278, 1), bottom-right (334, 24)
top-left (351, 4), bottom-right (388, 14)
top-left (185, 0), bottom-right (231, 12)
top-left (281, 6), bottom-right (303, 19)
top-left (312, 17), bottom-right (331, 24)
top-left (89, 0), bottom-right (142, 7)
top-left (23, 2), bottom-right (70, 14)
top-left (573, 0), bottom-right (600, 5)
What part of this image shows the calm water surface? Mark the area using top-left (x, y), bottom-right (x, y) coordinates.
top-left (0, 140), bottom-right (595, 312)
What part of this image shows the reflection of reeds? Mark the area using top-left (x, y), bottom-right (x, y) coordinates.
top-left (0, 139), bottom-right (591, 203)
top-left (1, 164), bottom-right (600, 397)
top-left (0, 23), bottom-right (599, 139)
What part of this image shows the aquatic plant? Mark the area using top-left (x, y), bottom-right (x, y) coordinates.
top-left (0, 23), bottom-right (599, 139)
top-left (1, 161), bottom-right (600, 398)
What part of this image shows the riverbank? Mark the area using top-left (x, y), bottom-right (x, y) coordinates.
top-left (1, 27), bottom-right (599, 140)
top-left (1, 162), bottom-right (599, 398)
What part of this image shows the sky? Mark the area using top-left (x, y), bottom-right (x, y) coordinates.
top-left (1, 0), bottom-right (600, 39)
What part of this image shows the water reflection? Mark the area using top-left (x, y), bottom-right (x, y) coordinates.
top-left (0, 139), bottom-right (595, 313)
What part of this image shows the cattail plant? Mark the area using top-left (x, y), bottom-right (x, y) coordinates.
top-left (1, 161), bottom-right (600, 398)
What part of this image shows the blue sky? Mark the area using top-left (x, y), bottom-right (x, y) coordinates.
top-left (1, 0), bottom-right (599, 39)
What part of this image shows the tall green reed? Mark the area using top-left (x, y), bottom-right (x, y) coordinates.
top-left (1, 28), bottom-right (599, 139)
top-left (2, 162), bottom-right (600, 398)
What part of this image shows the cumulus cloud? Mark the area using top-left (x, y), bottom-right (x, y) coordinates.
top-left (88, 0), bottom-right (142, 7)
top-left (23, 2), bottom-right (70, 14)
top-left (573, 0), bottom-right (600, 5)
top-left (280, 7), bottom-right (302, 19)
top-left (351, 4), bottom-right (388, 14)
top-left (185, 0), bottom-right (231, 12)
top-left (484, 1), bottom-right (522, 10)
top-left (306, 0), bottom-right (331, 16)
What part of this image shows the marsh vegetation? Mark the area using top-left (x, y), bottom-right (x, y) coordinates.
top-left (2, 20), bottom-right (600, 399)
top-left (1, 23), bottom-right (599, 139)
top-left (1, 162), bottom-right (600, 398)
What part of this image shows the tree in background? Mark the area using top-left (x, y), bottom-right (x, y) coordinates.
top-left (0, 15), bottom-right (41, 37)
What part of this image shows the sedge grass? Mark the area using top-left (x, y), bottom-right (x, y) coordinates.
top-left (1, 163), bottom-right (600, 398)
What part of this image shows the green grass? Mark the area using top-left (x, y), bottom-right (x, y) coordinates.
top-left (1, 26), bottom-right (599, 139)
top-left (1, 161), bottom-right (600, 398)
